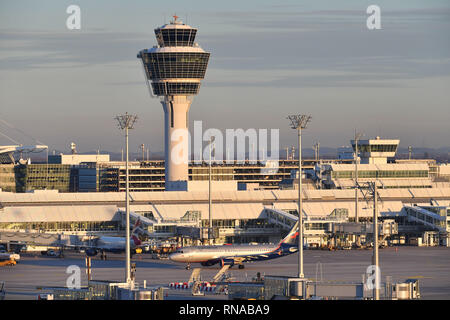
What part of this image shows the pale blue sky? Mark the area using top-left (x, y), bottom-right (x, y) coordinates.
top-left (0, 0), bottom-right (449, 155)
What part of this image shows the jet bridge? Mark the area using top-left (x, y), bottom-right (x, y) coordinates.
top-left (403, 205), bottom-right (449, 233)
top-left (127, 210), bottom-right (202, 239)
top-left (127, 211), bottom-right (155, 237)
top-left (264, 208), bottom-right (297, 230)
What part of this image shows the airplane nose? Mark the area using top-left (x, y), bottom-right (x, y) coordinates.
top-left (169, 253), bottom-right (180, 261)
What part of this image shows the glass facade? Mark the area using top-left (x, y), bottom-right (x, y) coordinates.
top-left (190, 167), bottom-right (233, 181)
top-left (332, 170), bottom-right (428, 179)
top-left (15, 164), bottom-right (74, 192)
top-left (404, 207), bottom-right (448, 231)
top-left (141, 52), bottom-right (210, 81)
top-left (0, 221), bottom-right (120, 232)
top-left (208, 219), bottom-right (236, 228)
top-left (151, 82), bottom-right (200, 95)
top-left (329, 208), bottom-right (349, 219)
top-left (353, 144), bottom-right (398, 153)
top-left (5, 160), bottom-right (322, 193)
top-left (154, 225), bottom-right (176, 233)
top-left (0, 164), bottom-right (15, 192)
top-left (155, 28), bottom-right (197, 47)
top-left (180, 210), bottom-right (201, 222)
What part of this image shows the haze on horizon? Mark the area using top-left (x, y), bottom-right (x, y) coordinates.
top-left (0, 0), bottom-right (449, 155)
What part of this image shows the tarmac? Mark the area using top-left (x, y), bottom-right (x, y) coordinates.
top-left (1, 246), bottom-right (449, 300)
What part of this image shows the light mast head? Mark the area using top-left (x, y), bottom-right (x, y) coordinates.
top-left (137, 17), bottom-right (210, 97)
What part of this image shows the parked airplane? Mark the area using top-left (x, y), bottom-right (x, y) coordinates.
top-left (169, 222), bottom-right (299, 269)
top-left (84, 219), bottom-right (143, 258)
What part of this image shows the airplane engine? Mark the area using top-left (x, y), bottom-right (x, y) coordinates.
top-left (201, 259), bottom-right (219, 267)
top-left (85, 248), bottom-right (98, 257)
top-left (220, 259), bottom-right (235, 267)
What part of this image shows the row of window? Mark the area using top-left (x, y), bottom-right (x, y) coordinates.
top-left (305, 223), bottom-right (326, 230)
top-left (266, 211), bottom-right (295, 227)
top-left (0, 221), bottom-right (120, 232)
top-left (155, 28), bottom-right (198, 47)
top-left (151, 82), bottom-right (200, 95)
top-left (406, 208), bottom-right (447, 229)
top-left (141, 52), bottom-right (209, 79)
top-left (152, 225), bottom-right (176, 233)
top-left (353, 144), bottom-right (398, 153)
top-left (180, 211), bottom-right (201, 222)
top-left (332, 170), bottom-right (428, 179)
top-left (420, 207), bottom-right (450, 217)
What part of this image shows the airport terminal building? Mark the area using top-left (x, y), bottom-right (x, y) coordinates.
top-left (1, 186), bottom-right (449, 247)
top-left (1, 137), bottom-right (450, 247)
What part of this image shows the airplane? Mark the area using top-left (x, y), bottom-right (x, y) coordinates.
top-left (169, 222), bottom-right (299, 270)
top-left (84, 218), bottom-right (143, 259)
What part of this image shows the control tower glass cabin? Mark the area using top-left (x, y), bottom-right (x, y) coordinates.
top-left (137, 17), bottom-right (210, 189)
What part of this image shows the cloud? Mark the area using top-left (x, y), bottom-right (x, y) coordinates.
top-left (0, 30), bottom-right (150, 70)
top-left (2, 3), bottom-right (449, 88)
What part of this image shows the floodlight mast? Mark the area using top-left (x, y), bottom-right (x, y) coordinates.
top-left (369, 182), bottom-right (380, 301)
top-left (354, 130), bottom-right (363, 224)
top-left (313, 141), bottom-right (320, 161)
top-left (208, 137), bottom-right (215, 244)
top-left (287, 114), bottom-right (311, 279)
top-left (115, 112), bottom-right (138, 284)
top-left (360, 181), bottom-right (381, 300)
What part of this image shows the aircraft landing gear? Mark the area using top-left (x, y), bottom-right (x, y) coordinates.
top-left (101, 251), bottom-right (107, 260)
top-left (238, 264), bottom-right (245, 269)
top-left (185, 263), bottom-right (191, 270)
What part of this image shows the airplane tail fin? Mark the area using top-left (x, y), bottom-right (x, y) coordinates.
top-left (279, 222), bottom-right (299, 246)
top-left (132, 234), bottom-right (142, 246)
top-left (131, 218), bottom-right (142, 246)
top-left (131, 217), bottom-right (141, 235)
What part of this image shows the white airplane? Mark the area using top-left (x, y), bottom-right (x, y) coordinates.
top-left (169, 222), bottom-right (299, 269)
top-left (84, 219), bottom-right (143, 258)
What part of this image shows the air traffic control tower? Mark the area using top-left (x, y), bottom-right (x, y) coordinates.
top-left (138, 16), bottom-right (210, 191)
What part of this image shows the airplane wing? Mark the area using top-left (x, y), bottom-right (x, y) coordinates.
top-left (218, 255), bottom-right (248, 265)
top-left (222, 248), bottom-right (279, 264)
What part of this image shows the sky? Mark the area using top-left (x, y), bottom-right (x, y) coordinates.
top-left (0, 0), bottom-right (449, 156)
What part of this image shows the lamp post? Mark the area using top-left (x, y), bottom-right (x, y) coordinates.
top-left (209, 137), bottom-right (212, 243)
top-left (208, 136), bottom-right (215, 244)
top-left (115, 112), bottom-right (137, 284)
top-left (354, 131), bottom-right (363, 223)
top-left (287, 114), bottom-right (311, 279)
top-left (372, 182), bottom-right (380, 300)
top-left (363, 181), bottom-right (380, 300)
top-left (313, 141), bottom-right (320, 162)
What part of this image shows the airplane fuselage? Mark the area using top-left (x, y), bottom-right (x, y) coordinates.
top-left (97, 237), bottom-right (130, 251)
top-left (169, 242), bottom-right (298, 266)
top-left (85, 236), bottom-right (140, 256)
